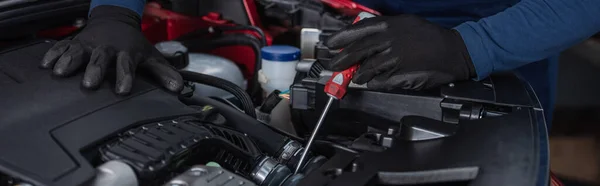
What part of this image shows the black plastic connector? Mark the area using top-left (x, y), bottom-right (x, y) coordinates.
top-left (259, 0), bottom-right (350, 30)
top-left (315, 42), bottom-right (338, 64)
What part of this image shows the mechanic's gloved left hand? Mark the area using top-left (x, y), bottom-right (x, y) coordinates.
top-left (40, 5), bottom-right (183, 95)
top-left (325, 15), bottom-right (476, 90)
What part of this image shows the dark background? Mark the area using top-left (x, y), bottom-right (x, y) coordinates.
top-left (551, 35), bottom-right (600, 186)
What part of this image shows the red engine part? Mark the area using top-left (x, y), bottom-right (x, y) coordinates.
top-left (142, 2), bottom-right (272, 80)
top-left (33, 0), bottom-right (376, 82)
top-left (322, 0), bottom-right (381, 16)
top-left (242, 0), bottom-right (262, 27)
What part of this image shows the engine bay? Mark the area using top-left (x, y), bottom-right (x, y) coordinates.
top-left (0, 1), bottom-right (550, 186)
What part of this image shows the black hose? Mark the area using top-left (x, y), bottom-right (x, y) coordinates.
top-left (217, 25), bottom-right (267, 47)
top-left (210, 96), bottom-right (244, 112)
top-left (181, 34), bottom-right (264, 104)
top-left (179, 70), bottom-right (257, 118)
top-left (180, 96), bottom-right (289, 156)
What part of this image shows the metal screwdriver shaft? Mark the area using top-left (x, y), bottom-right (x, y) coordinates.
top-left (294, 12), bottom-right (376, 174)
top-left (294, 97), bottom-right (334, 173)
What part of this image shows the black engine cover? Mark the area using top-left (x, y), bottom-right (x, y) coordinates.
top-left (0, 41), bottom-right (197, 186)
top-left (291, 61), bottom-right (550, 186)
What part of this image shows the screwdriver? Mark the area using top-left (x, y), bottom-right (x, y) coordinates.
top-left (294, 12), bottom-right (376, 174)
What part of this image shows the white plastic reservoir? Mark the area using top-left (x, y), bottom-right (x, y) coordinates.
top-left (156, 41), bottom-right (246, 99)
top-left (259, 45), bottom-right (301, 94)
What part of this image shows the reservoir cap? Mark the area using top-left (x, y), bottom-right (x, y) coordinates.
top-left (261, 45), bottom-right (300, 62)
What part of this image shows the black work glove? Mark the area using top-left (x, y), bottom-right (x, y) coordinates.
top-left (325, 15), bottom-right (476, 90)
top-left (40, 5), bottom-right (183, 95)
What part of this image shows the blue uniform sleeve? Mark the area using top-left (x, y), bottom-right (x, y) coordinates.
top-left (90, 0), bottom-right (146, 17)
top-left (454, 0), bottom-right (600, 80)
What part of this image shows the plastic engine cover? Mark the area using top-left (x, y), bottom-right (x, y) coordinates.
top-left (0, 40), bottom-right (197, 185)
top-left (291, 59), bottom-right (550, 186)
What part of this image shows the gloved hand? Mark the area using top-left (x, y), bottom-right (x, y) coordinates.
top-left (325, 15), bottom-right (476, 90)
top-left (40, 5), bottom-right (183, 95)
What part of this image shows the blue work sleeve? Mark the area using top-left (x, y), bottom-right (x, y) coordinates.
top-left (454, 0), bottom-right (600, 80)
top-left (90, 0), bottom-right (146, 17)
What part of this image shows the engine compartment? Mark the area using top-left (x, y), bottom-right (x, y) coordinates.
top-left (0, 40), bottom-right (549, 186)
top-left (0, 1), bottom-right (550, 186)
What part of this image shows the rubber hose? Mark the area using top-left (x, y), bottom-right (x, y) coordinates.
top-left (217, 25), bottom-right (267, 47)
top-left (179, 70), bottom-right (257, 118)
top-left (179, 96), bottom-right (289, 156)
top-left (181, 34), bottom-right (263, 104)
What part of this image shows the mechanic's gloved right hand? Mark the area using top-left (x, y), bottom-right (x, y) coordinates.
top-left (40, 5), bottom-right (183, 95)
top-left (325, 15), bottom-right (477, 90)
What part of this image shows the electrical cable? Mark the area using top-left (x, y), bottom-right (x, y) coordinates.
top-left (209, 96), bottom-right (244, 112)
top-left (180, 34), bottom-right (264, 104)
top-left (216, 25), bottom-right (267, 47)
top-left (179, 70), bottom-right (257, 118)
top-left (179, 96), bottom-right (289, 156)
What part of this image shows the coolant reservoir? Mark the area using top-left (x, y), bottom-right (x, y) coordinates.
top-left (185, 53), bottom-right (247, 98)
top-left (259, 45), bottom-right (300, 94)
top-left (156, 41), bottom-right (246, 99)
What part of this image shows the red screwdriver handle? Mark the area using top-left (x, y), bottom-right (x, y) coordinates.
top-left (324, 64), bottom-right (359, 99)
top-left (324, 12), bottom-right (375, 99)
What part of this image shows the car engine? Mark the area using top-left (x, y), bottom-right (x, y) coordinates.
top-left (0, 1), bottom-right (550, 186)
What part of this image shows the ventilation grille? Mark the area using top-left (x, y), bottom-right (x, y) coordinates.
top-left (214, 149), bottom-right (252, 173)
top-left (205, 125), bottom-right (250, 151)
top-left (308, 61), bottom-right (324, 78)
top-left (100, 118), bottom-right (259, 179)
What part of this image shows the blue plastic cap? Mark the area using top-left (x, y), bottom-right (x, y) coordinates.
top-left (261, 45), bottom-right (300, 62)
